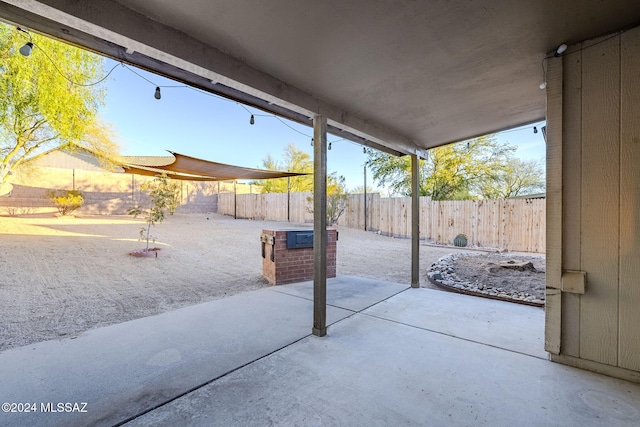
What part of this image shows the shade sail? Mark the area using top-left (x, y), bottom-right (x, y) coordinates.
top-left (120, 152), bottom-right (308, 181)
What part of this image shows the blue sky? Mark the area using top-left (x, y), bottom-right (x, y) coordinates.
top-left (100, 59), bottom-right (546, 193)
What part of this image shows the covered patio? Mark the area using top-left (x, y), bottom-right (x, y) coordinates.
top-left (1, 1), bottom-right (640, 424)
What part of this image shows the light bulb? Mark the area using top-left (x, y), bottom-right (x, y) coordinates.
top-left (19, 42), bottom-right (33, 56)
top-left (250, 115), bottom-right (255, 125)
top-left (311, 138), bottom-right (314, 147)
top-left (539, 82), bottom-right (547, 89)
top-left (363, 147), bottom-right (366, 154)
top-left (555, 43), bottom-right (568, 56)
top-left (533, 126), bottom-right (538, 134)
top-left (154, 87), bottom-right (161, 100)
top-left (328, 142), bottom-right (332, 150)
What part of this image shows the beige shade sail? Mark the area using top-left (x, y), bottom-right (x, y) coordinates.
top-left (121, 152), bottom-right (308, 181)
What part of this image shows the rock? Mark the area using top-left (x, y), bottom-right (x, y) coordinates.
top-left (499, 260), bottom-right (536, 272)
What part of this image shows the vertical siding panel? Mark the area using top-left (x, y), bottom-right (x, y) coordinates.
top-left (619, 27), bottom-right (640, 371)
top-left (545, 54), bottom-right (563, 355)
top-left (580, 35), bottom-right (620, 365)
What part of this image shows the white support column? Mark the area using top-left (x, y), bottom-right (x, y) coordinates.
top-left (411, 154), bottom-right (420, 288)
top-left (313, 115), bottom-right (328, 337)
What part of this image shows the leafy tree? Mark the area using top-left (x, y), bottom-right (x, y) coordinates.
top-left (127, 175), bottom-right (179, 251)
top-left (307, 172), bottom-right (349, 225)
top-left (476, 158), bottom-right (545, 199)
top-left (366, 136), bottom-right (518, 200)
top-left (326, 174), bottom-right (348, 225)
top-left (257, 144), bottom-right (313, 193)
top-left (0, 23), bottom-right (117, 185)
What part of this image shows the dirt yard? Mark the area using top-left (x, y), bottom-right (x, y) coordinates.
top-left (1, 213), bottom-right (487, 352)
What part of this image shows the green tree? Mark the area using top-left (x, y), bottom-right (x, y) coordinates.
top-left (476, 157), bottom-right (545, 199)
top-left (366, 136), bottom-right (517, 200)
top-left (307, 172), bottom-right (349, 225)
top-left (127, 175), bottom-right (179, 251)
top-left (0, 23), bottom-right (116, 185)
top-left (257, 144), bottom-right (313, 193)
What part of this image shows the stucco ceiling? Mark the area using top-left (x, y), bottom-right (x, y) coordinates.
top-left (1, 0), bottom-right (639, 155)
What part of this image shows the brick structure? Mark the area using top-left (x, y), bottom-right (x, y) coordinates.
top-left (261, 228), bottom-right (337, 285)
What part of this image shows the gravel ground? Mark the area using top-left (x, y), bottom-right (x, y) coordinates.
top-left (0, 212), bottom-right (475, 352)
top-left (428, 252), bottom-right (546, 305)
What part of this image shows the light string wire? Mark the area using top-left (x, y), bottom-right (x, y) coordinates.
top-left (17, 26), bottom-right (548, 150)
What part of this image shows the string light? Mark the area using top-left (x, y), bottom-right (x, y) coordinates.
top-left (19, 42), bottom-right (33, 56)
top-left (533, 126), bottom-right (538, 134)
top-left (12, 26), bottom-right (369, 145)
top-left (554, 43), bottom-right (568, 57)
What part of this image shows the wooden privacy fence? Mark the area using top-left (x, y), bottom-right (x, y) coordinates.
top-left (218, 192), bottom-right (546, 253)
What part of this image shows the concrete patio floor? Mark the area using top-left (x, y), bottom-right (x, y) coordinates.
top-left (1, 276), bottom-right (638, 426)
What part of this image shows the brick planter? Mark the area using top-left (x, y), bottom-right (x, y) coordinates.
top-left (261, 228), bottom-right (337, 285)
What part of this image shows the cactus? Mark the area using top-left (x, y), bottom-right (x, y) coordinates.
top-left (453, 234), bottom-right (468, 247)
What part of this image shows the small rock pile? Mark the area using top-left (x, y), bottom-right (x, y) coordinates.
top-left (427, 253), bottom-right (545, 306)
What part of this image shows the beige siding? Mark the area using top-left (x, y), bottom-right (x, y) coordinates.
top-left (561, 43), bottom-right (583, 358)
top-left (580, 34), bottom-right (620, 366)
top-left (545, 53), bottom-right (563, 355)
top-left (619, 28), bottom-right (640, 372)
top-left (559, 27), bottom-right (640, 373)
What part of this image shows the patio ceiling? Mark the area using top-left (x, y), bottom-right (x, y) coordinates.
top-left (1, 1), bottom-right (639, 156)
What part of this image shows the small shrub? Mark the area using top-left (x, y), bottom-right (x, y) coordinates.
top-left (47, 190), bottom-right (84, 216)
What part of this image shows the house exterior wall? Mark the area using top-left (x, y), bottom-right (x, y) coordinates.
top-left (548, 27), bottom-right (640, 382)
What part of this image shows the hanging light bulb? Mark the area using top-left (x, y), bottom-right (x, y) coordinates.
top-left (533, 126), bottom-right (538, 134)
top-left (363, 146), bottom-right (367, 154)
top-left (539, 82), bottom-right (547, 90)
top-left (311, 138), bottom-right (314, 147)
top-left (154, 87), bottom-right (161, 100)
top-left (250, 114), bottom-right (255, 125)
top-left (19, 42), bottom-right (33, 56)
top-left (328, 142), bottom-right (332, 150)
top-left (555, 43), bottom-right (568, 57)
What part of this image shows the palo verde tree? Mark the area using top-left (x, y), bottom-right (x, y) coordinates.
top-left (366, 136), bottom-right (518, 200)
top-left (256, 144), bottom-right (313, 193)
top-left (0, 23), bottom-right (117, 185)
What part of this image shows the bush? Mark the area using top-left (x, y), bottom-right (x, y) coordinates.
top-left (47, 190), bottom-right (84, 216)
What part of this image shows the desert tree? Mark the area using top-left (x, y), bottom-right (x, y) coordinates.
top-left (256, 144), bottom-right (313, 193)
top-left (366, 136), bottom-right (518, 200)
top-left (0, 23), bottom-right (118, 186)
top-left (475, 157), bottom-right (545, 199)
